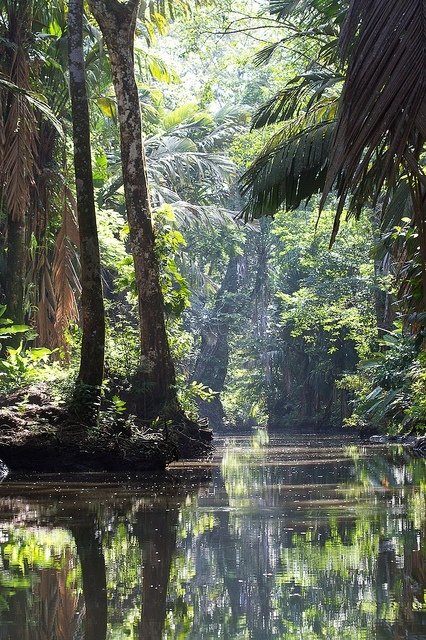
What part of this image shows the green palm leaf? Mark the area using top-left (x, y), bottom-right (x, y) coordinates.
top-left (241, 120), bottom-right (335, 220)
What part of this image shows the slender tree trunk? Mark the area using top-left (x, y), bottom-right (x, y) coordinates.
top-left (411, 179), bottom-right (426, 315)
top-left (253, 219), bottom-right (273, 424)
top-left (88, 0), bottom-right (177, 413)
top-left (1, 2), bottom-right (35, 326)
top-left (68, 0), bottom-right (105, 388)
top-left (6, 216), bottom-right (26, 324)
top-left (372, 208), bottom-right (394, 335)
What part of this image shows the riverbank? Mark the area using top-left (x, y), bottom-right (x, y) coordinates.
top-left (366, 434), bottom-right (426, 456)
top-left (0, 384), bottom-right (212, 473)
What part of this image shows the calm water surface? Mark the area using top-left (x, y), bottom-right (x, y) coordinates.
top-left (0, 432), bottom-right (425, 639)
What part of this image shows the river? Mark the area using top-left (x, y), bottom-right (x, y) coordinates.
top-left (0, 431), bottom-right (424, 639)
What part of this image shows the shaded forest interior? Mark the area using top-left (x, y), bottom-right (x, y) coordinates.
top-left (0, 0), bottom-right (426, 467)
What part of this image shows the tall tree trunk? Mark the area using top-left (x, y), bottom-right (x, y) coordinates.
top-left (68, 0), bottom-right (105, 388)
top-left (252, 219), bottom-right (273, 424)
top-left (372, 209), bottom-right (395, 335)
top-left (88, 0), bottom-right (177, 414)
top-left (0, 1), bottom-right (36, 325)
top-left (192, 254), bottom-right (242, 429)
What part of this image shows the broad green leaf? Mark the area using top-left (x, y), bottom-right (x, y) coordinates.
top-left (0, 325), bottom-right (30, 336)
top-left (28, 347), bottom-right (53, 361)
top-left (97, 97), bottom-right (116, 118)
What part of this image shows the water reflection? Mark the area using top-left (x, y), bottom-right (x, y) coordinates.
top-left (0, 434), bottom-right (424, 639)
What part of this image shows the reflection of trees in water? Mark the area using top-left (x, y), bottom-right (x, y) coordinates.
top-left (0, 541), bottom-right (83, 640)
top-left (0, 474), bottom-right (209, 640)
top-left (0, 447), bottom-right (424, 640)
top-left (134, 504), bottom-right (179, 640)
top-left (344, 447), bottom-right (426, 638)
top-left (71, 520), bottom-right (107, 640)
top-left (160, 441), bottom-right (426, 639)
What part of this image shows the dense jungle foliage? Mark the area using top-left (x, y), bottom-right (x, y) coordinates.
top-left (0, 0), bottom-right (426, 445)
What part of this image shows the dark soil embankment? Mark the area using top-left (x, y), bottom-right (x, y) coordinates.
top-left (0, 384), bottom-right (212, 473)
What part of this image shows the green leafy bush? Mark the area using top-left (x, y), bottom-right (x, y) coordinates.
top-left (342, 325), bottom-right (426, 434)
top-left (0, 306), bottom-right (55, 392)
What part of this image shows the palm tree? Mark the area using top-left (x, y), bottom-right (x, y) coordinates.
top-left (241, 0), bottom-right (426, 321)
top-left (239, 0), bottom-right (343, 221)
top-left (0, 0), bottom-right (38, 324)
top-left (0, 0), bottom-right (81, 350)
top-left (99, 103), bottom-right (239, 223)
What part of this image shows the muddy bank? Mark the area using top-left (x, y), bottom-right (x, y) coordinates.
top-left (0, 384), bottom-right (212, 473)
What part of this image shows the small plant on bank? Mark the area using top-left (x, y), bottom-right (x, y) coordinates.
top-left (0, 306), bottom-right (56, 393)
top-left (177, 379), bottom-right (217, 420)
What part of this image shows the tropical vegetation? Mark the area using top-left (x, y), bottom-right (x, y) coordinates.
top-left (0, 0), bottom-right (425, 472)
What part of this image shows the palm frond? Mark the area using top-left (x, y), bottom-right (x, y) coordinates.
top-left (103, 133), bottom-right (236, 208)
top-left (148, 140), bottom-right (236, 186)
top-left (322, 0), bottom-right (426, 245)
top-left (241, 120), bottom-right (335, 220)
top-left (252, 70), bottom-right (342, 129)
top-left (35, 255), bottom-right (58, 348)
top-left (253, 40), bottom-right (286, 67)
top-left (241, 95), bottom-right (338, 220)
top-left (269, 0), bottom-right (344, 24)
top-left (0, 76), bottom-right (63, 133)
top-left (0, 1), bottom-right (39, 224)
top-left (52, 187), bottom-right (80, 351)
top-left (381, 180), bottom-right (412, 234)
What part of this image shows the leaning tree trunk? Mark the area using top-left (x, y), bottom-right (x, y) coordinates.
top-left (68, 0), bottom-right (105, 389)
top-left (88, 0), bottom-right (177, 414)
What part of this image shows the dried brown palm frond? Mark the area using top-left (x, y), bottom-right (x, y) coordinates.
top-left (51, 186), bottom-right (80, 351)
top-left (322, 0), bottom-right (426, 244)
top-left (0, 0), bottom-right (38, 223)
top-left (1, 95), bottom-right (38, 222)
top-left (36, 255), bottom-right (58, 347)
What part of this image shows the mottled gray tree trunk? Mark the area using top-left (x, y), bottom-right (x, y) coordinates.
top-left (68, 0), bottom-right (105, 388)
top-left (88, 0), bottom-right (177, 414)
